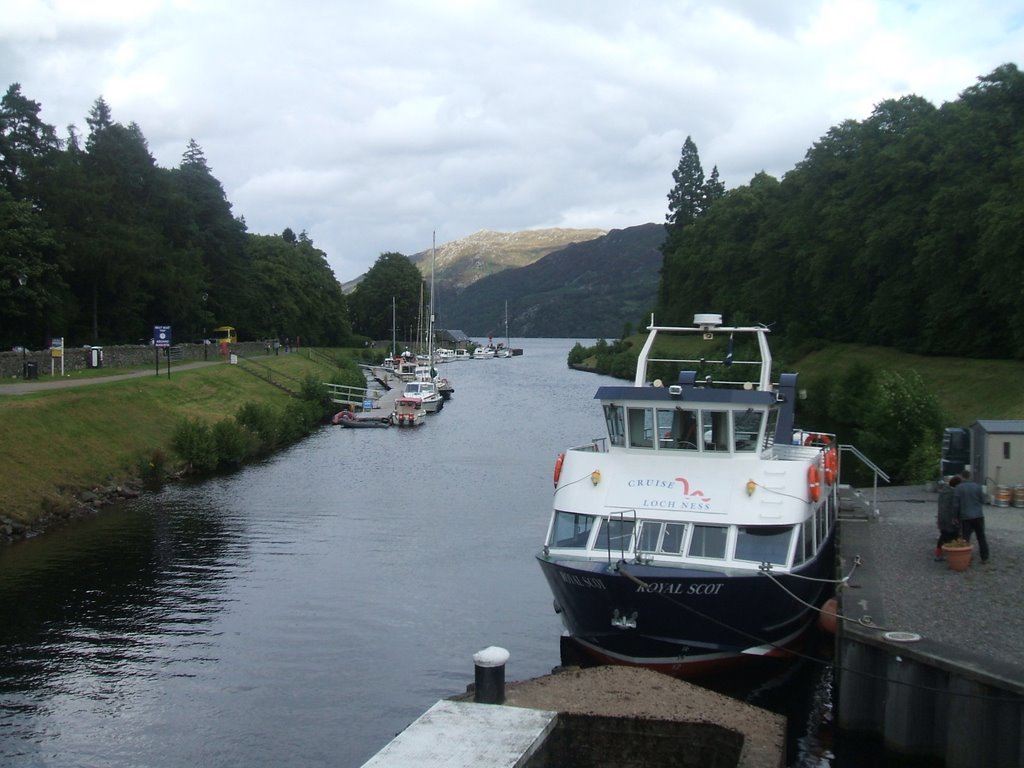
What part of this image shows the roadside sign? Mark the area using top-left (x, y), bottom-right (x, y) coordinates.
top-left (154, 325), bottom-right (171, 348)
top-left (50, 337), bottom-right (63, 358)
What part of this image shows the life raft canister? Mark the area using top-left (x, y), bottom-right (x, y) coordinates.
top-left (553, 453), bottom-right (565, 487)
top-left (808, 462), bottom-right (821, 503)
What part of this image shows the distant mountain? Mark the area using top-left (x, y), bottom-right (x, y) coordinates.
top-left (410, 227), bottom-right (607, 289)
top-left (438, 223), bottom-right (665, 339)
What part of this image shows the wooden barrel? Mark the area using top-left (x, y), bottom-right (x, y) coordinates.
top-left (1013, 485), bottom-right (1024, 508)
top-left (994, 485), bottom-right (1011, 507)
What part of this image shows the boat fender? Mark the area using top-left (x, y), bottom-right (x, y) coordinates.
top-left (808, 463), bottom-right (821, 503)
top-left (553, 453), bottom-right (565, 487)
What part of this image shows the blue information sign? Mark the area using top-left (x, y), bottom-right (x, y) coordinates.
top-left (154, 325), bottom-right (172, 348)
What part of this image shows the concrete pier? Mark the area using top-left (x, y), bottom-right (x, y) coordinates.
top-left (364, 665), bottom-right (785, 767)
top-left (835, 485), bottom-right (1024, 767)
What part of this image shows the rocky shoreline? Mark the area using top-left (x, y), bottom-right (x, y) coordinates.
top-left (0, 479), bottom-right (151, 547)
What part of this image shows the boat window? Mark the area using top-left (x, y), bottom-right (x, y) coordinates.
top-left (792, 524), bottom-right (806, 565)
top-left (764, 408), bottom-right (780, 448)
top-left (734, 525), bottom-right (792, 565)
top-left (637, 522), bottom-right (661, 552)
top-left (660, 523), bottom-right (687, 554)
top-left (701, 410), bottom-right (730, 452)
top-left (549, 510), bottom-right (597, 549)
top-left (661, 408), bottom-right (699, 451)
top-left (733, 409), bottom-right (764, 452)
top-left (687, 525), bottom-right (728, 559)
top-left (627, 407), bottom-right (654, 448)
top-left (802, 518), bottom-right (815, 561)
top-left (604, 405), bottom-right (625, 447)
top-left (656, 409), bottom-right (676, 449)
top-left (595, 518), bottom-right (636, 554)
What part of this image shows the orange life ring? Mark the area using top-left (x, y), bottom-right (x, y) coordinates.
top-left (824, 447), bottom-right (838, 485)
top-left (807, 463), bottom-right (821, 503)
top-left (553, 453), bottom-right (565, 487)
top-left (803, 433), bottom-right (833, 447)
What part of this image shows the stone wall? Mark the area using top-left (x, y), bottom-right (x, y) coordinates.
top-left (0, 341), bottom-right (271, 380)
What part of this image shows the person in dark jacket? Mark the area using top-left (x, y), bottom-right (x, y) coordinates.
top-left (935, 475), bottom-right (962, 560)
top-left (953, 469), bottom-right (990, 563)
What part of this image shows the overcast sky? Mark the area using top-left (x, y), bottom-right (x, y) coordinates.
top-left (3, 1), bottom-right (1023, 282)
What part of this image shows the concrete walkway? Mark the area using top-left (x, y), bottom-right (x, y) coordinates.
top-left (0, 361), bottom-right (223, 395)
top-left (839, 483), bottom-right (1024, 676)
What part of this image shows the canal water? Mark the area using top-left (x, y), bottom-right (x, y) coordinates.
top-left (1, 338), bottom-right (863, 767)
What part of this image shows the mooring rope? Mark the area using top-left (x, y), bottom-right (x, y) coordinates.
top-left (612, 559), bottom-right (1018, 701)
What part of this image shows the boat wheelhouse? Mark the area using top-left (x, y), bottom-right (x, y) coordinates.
top-left (536, 314), bottom-right (839, 677)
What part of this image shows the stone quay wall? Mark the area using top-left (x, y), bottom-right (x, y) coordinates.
top-left (0, 342), bottom-right (269, 380)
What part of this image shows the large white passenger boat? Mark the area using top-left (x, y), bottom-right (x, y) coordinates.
top-left (537, 314), bottom-right (839, 677)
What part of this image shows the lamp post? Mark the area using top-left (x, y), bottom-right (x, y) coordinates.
top-left (201, 291), bottom-right (208, 360)
top-left (17, 272), bottom-right (27, 368)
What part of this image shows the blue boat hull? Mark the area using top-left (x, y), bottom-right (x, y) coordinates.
top-left (536, 532), bottom-right (835, 677)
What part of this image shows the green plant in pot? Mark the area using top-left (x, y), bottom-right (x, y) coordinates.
top-left (941, 536), bottom-right (972, 571)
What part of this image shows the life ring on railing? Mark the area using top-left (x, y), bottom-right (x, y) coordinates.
top-left (803, 433), bottom-right (833, 447)
top-left (824, 447), bottom-right (838, 485)
top-left (808, 463), bottom-right (821, 503)
top-left (553, 453), bottom-right (565, 487)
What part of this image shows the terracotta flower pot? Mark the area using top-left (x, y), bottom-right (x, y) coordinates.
top-left (942, 543), bottom-right (972, 571)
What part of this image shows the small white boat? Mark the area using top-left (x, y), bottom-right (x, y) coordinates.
top-left (473, 345), bottom-right (496, 359)
top-left (392, 397), bottom-right (426, 426)
top-left (401, 380), bottom-right (444, 413)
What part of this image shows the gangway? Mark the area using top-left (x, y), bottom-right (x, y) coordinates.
top-left (324, 382), bottom-right (383, 412)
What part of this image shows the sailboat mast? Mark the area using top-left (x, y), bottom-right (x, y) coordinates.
top-left (429, 231), bottom-right (436, 361)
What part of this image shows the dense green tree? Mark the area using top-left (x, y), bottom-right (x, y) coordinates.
top-left (665, 136), bottom-right (706, 230)
top-left (0, 188), bottom-right (67, 348)
top-left (245, 233), bottom-right (351, 345)
top-left (167, 138), bottom-right (250, 334)
top-left (347, 252), bottom-right (425, 346)
top-left (0, 84), bottom-right (61, 202)
top-left (656, 64), bottom-right (1024, 359)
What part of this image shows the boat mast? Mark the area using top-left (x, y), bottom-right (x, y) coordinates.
top-left (429, 231), bottom-right (436, 370)
top-left (391, 296), bottom-right (397, 358)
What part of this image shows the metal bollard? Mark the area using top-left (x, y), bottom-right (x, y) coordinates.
top-left (473, 646), bottom-right (509, 704)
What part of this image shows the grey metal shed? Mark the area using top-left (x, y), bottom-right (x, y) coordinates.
top-left (969, 419), bottom-right (1024, 497)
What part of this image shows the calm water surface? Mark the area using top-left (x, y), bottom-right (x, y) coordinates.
top-left (1, 339), bottom-right (852, 766)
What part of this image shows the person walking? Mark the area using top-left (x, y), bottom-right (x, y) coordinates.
top-left (934, 475), bottom-right (962, 560)
top-left (953, 469), bottom-right (989, 563)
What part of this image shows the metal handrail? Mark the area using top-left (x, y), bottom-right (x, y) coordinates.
top-left (323, 382), bottom-right (379, 408)
top-left (838, 444), bottom-right (889, 515)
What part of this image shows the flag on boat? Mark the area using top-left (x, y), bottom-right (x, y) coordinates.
top-left (724, 333), bottom-right (734, 366)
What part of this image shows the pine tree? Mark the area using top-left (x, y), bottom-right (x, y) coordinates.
top-left (665, 136), bottom-right (705, 229)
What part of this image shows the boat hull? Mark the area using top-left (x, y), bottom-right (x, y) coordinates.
top-left (536, 533), bottom-right (835, 678)
top-left (339, 418), bottom-right (391, 429)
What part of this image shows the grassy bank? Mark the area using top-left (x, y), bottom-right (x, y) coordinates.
top-left (0, 351), bottom-right (359, 526)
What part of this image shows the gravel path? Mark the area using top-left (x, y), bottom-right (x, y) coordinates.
top-left (842, 485), bottom-right (1024, 672)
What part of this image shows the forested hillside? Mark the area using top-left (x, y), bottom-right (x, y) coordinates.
top-left (657, 64), bottom-right (1024, 360)
top-left (0, 88), bottom-right (351, 349)
top-left (440, 224), bottom-right (664, 337)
